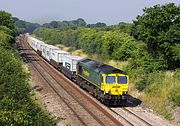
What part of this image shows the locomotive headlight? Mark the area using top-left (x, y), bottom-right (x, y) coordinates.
top-left (106, 90), bottom-right (110, 93)
top-left (123, 91), bottom-right (127, 94)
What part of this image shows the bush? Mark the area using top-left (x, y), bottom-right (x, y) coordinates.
top-left (0, 45), bottom-right (55, 126)
top-left (173, 68), bottom-right (180, 81)
top-left (131, 3), bottom-right (180, 70)
top-left (136, 77), bottom-right (149, 91)
top-left (101, 31), bottom-right (137, 60)
top-left (170, 87), bottom-right (180, 106)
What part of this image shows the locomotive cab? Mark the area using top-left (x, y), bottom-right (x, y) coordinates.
top-left (101, 74), bottom-right (128, 96)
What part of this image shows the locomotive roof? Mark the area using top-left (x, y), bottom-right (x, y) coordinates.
top-left (79, 58), bottom-right (126, 74)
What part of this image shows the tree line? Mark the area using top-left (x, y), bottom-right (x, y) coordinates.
top-left (13, 17), bottom-right (110, 34)
top-left (34, 27), bottom-right (137, 61)
top-left (12, 17), bottom-right (40, 34)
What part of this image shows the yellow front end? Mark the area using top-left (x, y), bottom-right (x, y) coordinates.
top-left (101, 74), bottom-right (128, 96)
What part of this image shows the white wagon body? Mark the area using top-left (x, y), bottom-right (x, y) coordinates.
top-left (42, 44), bottom-right (60, 61)
top-left (63, 55), bottom-right (83, 72)
top-left (28, 37), bottom-right (38, 51)
top-left (51, 50), bottom-right (70, 63)
top-left (36, 40), bottom-right (44, 51)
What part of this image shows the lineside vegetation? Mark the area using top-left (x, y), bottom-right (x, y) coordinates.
top-left (0, 11), bottom-right (55, 126)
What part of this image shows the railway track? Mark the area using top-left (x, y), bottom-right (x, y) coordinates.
top-left (20, 38), bottom-right (100, 125)
top-left (110, 107), bottom-right (153, 126)
top-left (22, 46), bottom-right (88, 125)
top-left (19, 37), bottom-right (123, 126)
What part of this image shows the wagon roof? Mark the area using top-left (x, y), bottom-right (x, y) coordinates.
top-left (65, 55), bottom-right (83, 60)
top-left (53, 50), bottom-right (69, 54)
top-left (47, 45), bottom-right (59, 49)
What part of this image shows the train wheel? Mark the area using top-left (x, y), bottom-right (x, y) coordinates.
top-left (78, 78), bottom-right (84, 88)
top-left (81, 80), bottom-right (86, 89)
top-left (95, 89), bottom-right (101, 100)
top-left (76, 77), bottom-right (81, 86)
top-left (100, 93), bottom-right (105, 103)
top-left (89, 85), bottom-right (94, 95)
top-left (93, 88), bottom-right (98, 98)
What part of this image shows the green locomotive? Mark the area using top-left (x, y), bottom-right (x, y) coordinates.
top-left (76, 58), bottom-right (128, 104)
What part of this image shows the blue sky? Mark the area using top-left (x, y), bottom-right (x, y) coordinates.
top-left (0, 0), bottom-right (179, 25)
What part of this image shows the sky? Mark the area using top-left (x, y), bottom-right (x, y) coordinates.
top-left (0, 0), bottom-right (179, 25)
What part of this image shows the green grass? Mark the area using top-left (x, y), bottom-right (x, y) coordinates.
top-left (138, 70), bottom-right (179, 120)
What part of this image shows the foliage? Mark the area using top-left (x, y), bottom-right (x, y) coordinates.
top-left (135, 76), bottom-right (150, 91)
top-left (0, 25), bottom-right (14, 35)
top-left (169, 69), bottom-right (180, 106)
top-left (34, 27), bottom-right (137, 61)
top-left (173, 68), bottom-right (180, 81)
top-left (170, 86), bottom-right (180, 107)
top-left (104, 23), bottom-right (133, 34)
top-left (101, 31), bottom-right (136, 60)
top-left (13, 17), bottom-right (40, 34)
top-left (0, 10), bottom-right (55, 126)
top-left (124, 4), bottom-right (180, 120)
top-left (126, 44), bottom-right (168, 73)
top-left (87, 22), bottom-right (106, 28)
top-left (0, 11), bottom-right (15, 30)
top-left (43, 18), bottom-right (87, 29)
top-left (131, 3), bottom-right (180, 70)
top-left (77, 28), bottom-right (104, 54)
top-left (0, 30), bottom-right (13, 46)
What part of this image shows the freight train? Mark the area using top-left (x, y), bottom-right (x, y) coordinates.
top-left (25, 34), bottom-right (129, 105)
